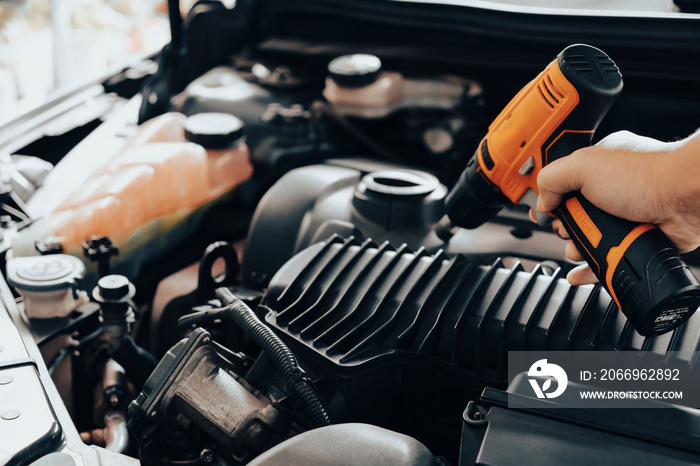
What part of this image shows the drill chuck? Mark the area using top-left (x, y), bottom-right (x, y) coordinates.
top-left (437, 146), bottom-right (508, 240)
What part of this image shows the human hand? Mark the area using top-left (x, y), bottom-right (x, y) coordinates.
top-left (531, 130), bottom-right (700, 285)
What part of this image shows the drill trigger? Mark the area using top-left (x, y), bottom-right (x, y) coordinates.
top-left (520, 189), bottom-right (552, 227)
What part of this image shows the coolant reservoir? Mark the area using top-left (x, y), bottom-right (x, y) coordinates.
top-left (12, 112), bottom-right (252, 280)
top-left (124, 111), bottom-right (186, 149)
top-left (182, 112), bottom-right (249, 192)
top-left (322, 54), bottom-right (475, 119)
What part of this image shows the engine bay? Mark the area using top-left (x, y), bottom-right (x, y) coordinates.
top-left (1, 1), bottom-right (700, 465)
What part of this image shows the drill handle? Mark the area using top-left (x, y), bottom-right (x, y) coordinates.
top-left (554, 192), bottom-right (699, 335)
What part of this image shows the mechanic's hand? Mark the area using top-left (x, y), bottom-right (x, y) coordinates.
top-left (530, 130), bottom-right (700, 286)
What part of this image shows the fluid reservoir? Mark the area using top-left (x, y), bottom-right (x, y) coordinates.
top-left (11, 112), bottom-right (253, 282)
top-left (183, 112), bottom-right (250, 195)
top-left (124, 112), bottom-right (186, 149)
top-left (6, 255), bottom-right (88, 319)
top-left (322, 53), bottom-right (476, 119)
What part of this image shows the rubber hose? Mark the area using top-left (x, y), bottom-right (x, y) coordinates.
top-left (47, 327), bottom-right (104, 375)
top-left (214, 287), bottom-right (332, 427)
top-left (177, 308), bottom-right (226, 328)
top-left (112, 335), bottom-right (158, 390)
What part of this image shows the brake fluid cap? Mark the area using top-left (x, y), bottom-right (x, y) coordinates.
top-left (328, 54), bottom-right (382, 88)
top-left (6, 255), bottom-right (86, 319)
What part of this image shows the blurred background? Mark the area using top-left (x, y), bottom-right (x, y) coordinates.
top-left (0, 0), bottom-right (178, 125)
top-left (0, 0), bottom-right (686, 128)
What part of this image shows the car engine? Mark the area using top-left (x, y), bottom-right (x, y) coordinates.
top-left (1, 1), bottom-right (700, 465)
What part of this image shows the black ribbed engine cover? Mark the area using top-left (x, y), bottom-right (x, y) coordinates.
top-left (259, 235), bottom-right (700, 457)
top-left (262, 235), bottom-right (700, 377)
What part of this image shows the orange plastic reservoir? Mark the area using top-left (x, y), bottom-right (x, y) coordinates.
top-left (12, 112), bottom-right (252, 279)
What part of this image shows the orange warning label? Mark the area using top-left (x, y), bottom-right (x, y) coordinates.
top-left (566, 197), bottom-right (602, 248)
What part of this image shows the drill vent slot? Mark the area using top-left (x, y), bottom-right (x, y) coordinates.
top-left (566, 54), bottom-right (594, 73)
top-left (542, 81), bottom-right (560, 104)
top-left (537, 83), bottom-right (555, 109)
top-left (595, 54), bottom-right (619, 73)
top-left (545, 76), bottom-right (564, 99)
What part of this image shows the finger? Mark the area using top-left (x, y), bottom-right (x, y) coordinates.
top-left (536, 152), bottom-right (586, 212)
top-left (566, 263), bottom-right (599, 286)
top-left (565, 240), bottom-right (584, 262)
top-left (551, 219), bottom-right (570, 240)
top-left (528, 208), bottom-right (537, 223)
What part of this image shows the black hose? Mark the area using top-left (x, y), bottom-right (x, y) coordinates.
top-left (167, 0), bottom-right (183, 50)
top-left (180, 289), bottom-right (332, 427)
top-left (177, 307), bottom-right (226, 328)
top-left (47, 327), bottom-right (104, 375)
top-left (112, 335), bottom-right (158, 390)
top-left (311, 100), bottom-right (400, 162)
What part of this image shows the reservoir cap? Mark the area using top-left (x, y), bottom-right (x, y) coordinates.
top-left (93, 274), bottom-right (134, 302)
top-left (328, 54), bottom-right (382, 88)
top-left (184, 113), bottom-right (245, 149)
top-left (7, 255), bottom-right (85, 293)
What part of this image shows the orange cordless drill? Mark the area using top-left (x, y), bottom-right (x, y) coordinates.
top-left (436, 44), bottom-right (700, 336)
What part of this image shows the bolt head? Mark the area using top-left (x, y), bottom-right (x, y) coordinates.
top-left (200, 449), bottom-right (214, 463)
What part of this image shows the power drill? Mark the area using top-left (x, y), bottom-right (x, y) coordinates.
top-left (435, 43), bottom-right (700, 336)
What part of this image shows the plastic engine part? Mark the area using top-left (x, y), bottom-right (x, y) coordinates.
top-left (248, 423), bottom-right (439, 466)
top-left (261, 235), bottom-right (700, 382)
top-left (459, 378), bottom-right (700, 465)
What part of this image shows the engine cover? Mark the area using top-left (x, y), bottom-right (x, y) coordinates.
top-left (259, 235), bottom-right (700, 457)
top-left (262, 235), bottom-right (700, 377)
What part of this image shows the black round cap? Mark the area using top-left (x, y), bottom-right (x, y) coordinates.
top-left (360, 170), bottom-right (439, 199)
top-left (96, 275), bottom-right (132, 301)
top-left (184, 113), bottom-right (245, 149)
top-left (328, 54), bottom-right (382, 88)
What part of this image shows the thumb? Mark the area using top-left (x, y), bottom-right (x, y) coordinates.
top-left (536, 150), bottom-right (587, 212)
